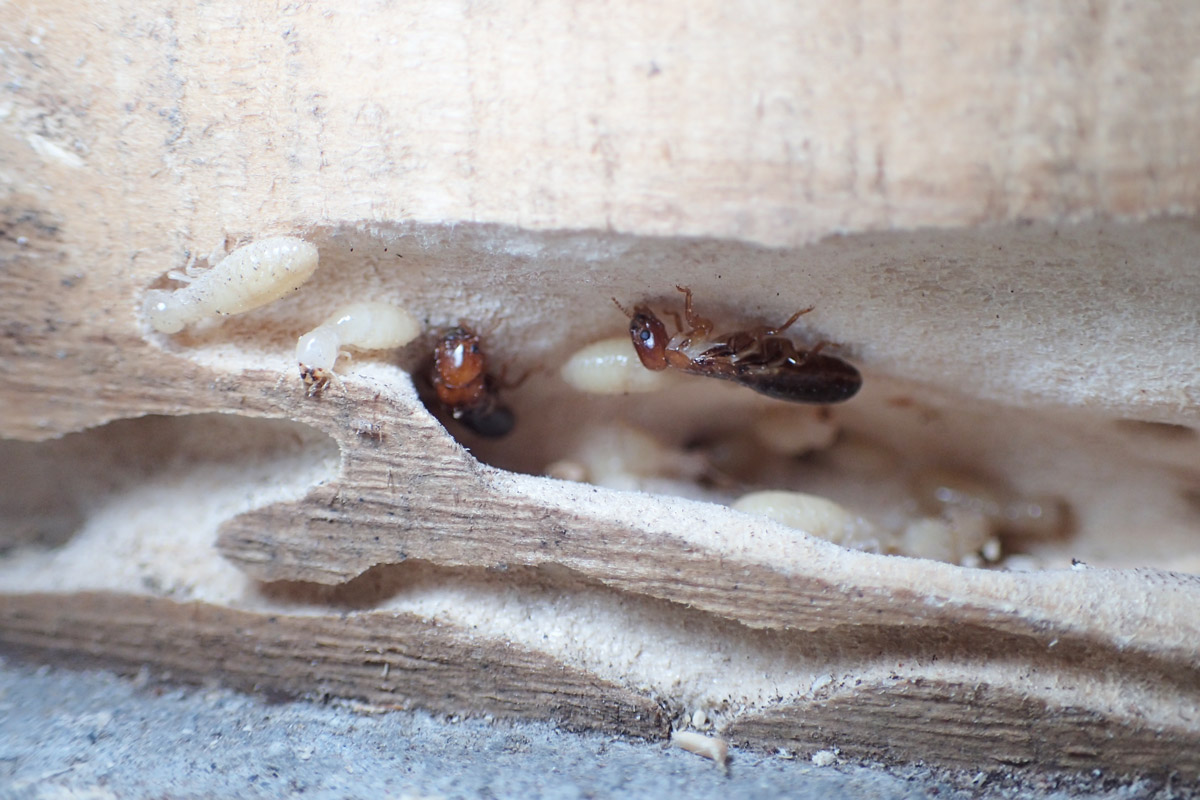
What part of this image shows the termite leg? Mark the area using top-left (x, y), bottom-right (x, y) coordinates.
top-left (739, 305), bottom-right (818, 358)
top-left (324, 370), bottom-right (347, 395)
top-left (184, 250), bottom-right (209, 277)
top-left (665, 309), bottom-right (684, 333)
top-left (166, 251), bottom-right (207, 283)
top-left (794, 340), bottom-right (832, 365)
top-left (674, 285), bottom-right (714, 338)
top-left (764, 305), bottom-right (815, 336)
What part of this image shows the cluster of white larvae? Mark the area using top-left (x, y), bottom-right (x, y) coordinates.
top-left (543, 408), bottom-right (1065, 566)
top-left (143, 236), bottom-right (419, 391)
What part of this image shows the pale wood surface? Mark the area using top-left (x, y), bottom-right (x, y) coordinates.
top-left (0, 592), bottom-right (667, 736)
top-left (3, 0), bottom-right (1200, 779)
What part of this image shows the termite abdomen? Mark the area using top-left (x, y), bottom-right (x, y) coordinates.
top-left (458, 402), bottom-right (516, 438)
top-left (733, 353), bottom-right (862, 404)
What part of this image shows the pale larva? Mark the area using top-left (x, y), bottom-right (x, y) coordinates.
top-left (731, 490), bottom-right (884, 551)
top-left (296, 301), bottom-right (420, 394)
top-left (751, 406), bottom-right (839, 456)
top-left (144, 237), bottom-right (320, 333)
top-left (543, 422), bottom-right (708, 492)
top-left (899, 512), bottom-right (996, 566)
top-left (560, 336), bottom-right (675, 394)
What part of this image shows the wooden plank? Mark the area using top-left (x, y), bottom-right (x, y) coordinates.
top-left (2, 0), bottom-right (1200, 779)
top-left (0, 592), bottom-right (667, 737)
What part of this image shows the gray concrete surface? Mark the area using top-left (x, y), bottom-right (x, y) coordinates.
top-left (0, 658), bottom-right (1187, 799)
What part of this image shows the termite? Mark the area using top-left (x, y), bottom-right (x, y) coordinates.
top-left (614, 286), bottom-right (861, 404)
top-left (296, 301), bottom-right (421, 394)
top-left (143, 236), bottom-right (320, 333)
top-left (431, 325), bottom-right (519, 438)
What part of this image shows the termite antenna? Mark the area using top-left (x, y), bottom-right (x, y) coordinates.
top-left (612, 297), bottom-right (633, 318)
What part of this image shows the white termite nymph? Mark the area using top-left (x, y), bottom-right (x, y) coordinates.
top-left (899, 511), bottom-right (995, 566)
top-left (543, 422), bottom-right (708, 494)
top-left (911, 467), bottom-right (1070, 554)
top-left (296, 301), bottom-right (420, 394)
top-left (732, 490), bottom-right (884, 551)
top-left (143, 236), bottom-right (320, 333)
top-left (560, 336), bottom-right (676, 394)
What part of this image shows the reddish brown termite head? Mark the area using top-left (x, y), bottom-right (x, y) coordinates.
top-left (612, 298), bottom-right (671, 370)
top-left (433, 327), bottom-right (487, 407)
top-left (431, 325), bottom-right (516, 438)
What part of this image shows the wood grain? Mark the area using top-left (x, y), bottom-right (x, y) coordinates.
top-left (0, 592), bottom-right (667, 737)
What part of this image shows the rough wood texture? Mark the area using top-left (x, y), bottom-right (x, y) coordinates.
top-left (0, 592), bottom-right (667, 737)
top-left (3, 0), bottom-right (1200, 780)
